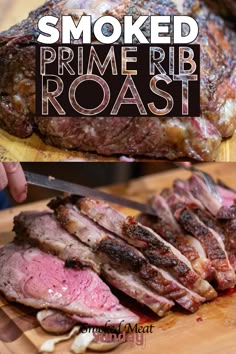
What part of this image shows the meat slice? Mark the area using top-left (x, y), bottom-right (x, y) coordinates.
top-left (0, 243), bottom-right (138, 326)
top-left (144, 194), bottom-right (213, 279)
top-left (13, 211), bottom-right (100, 273)
top-left (101, 265), bottom-right (173, 317)
top-left (14, 210), bottom-right (172, 316)
top-left (217, 203), bottom-right (236, 220)
top-left (192, 207), bottom-right (236, 272)
top-left (224, 219), bottom-right (236, 272)
top-left (77, 198), bottom-right (216, 300)
top-left (188, 173), bottom-right (224, 216)
top-left (188, 173), bottom-right (236, 219)
top-left (153, 173), bottom-right (236, 276)
top-left (173, 204), bottom-right (236, 290)
top-left (50, 199), bottom-right (214, 312)
top-left (137, 213), bottom-right (213, 281)
top-left (216, 183), bottom-right (236, 219)
top-left (217, 183), bottom-right (236, 208)
top-left (172, 179), bottom-right (205, 209)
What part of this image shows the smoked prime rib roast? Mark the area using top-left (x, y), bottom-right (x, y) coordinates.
top-left (0, 0), bottom-right (236, 161)
top-left (0, 172), bottom-right (236, 334)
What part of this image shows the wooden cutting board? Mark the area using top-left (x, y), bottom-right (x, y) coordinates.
top-left (0, 163), bottom-right (236, 354)
top-left (0, 0), bottom-right (236, 162)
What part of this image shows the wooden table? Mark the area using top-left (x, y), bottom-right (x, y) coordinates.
top-left (0, 0), bottom-right (235, 161)
top-left (0, 163), bottom-right (236, 354)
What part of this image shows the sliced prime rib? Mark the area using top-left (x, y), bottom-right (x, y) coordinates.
top-left (141, 194), bottom-right (213, 279)
top-left (192, 207), bottom-right (236, 272)
top-left (216, 183), bottom-right (236, 219)
top-left (13, 211), bottom-right (101, 273)
top-left (217, 204), bottom-right (236, 220)
top-left (101, 264), bottom-right (173, 316)
top-left (172, 204), bottom-right (236, 290)
top-left (76, 197), bottom-right (216, 300)
top-left (14, 211), bottom-right (173, 317)
top-left (166, 173), bottom-right (236, 218)
top-left (144, 172), bottom-right (236, 284)
top-left (188, 174), bottom-right (224, 216)
top-left (0, 0), bottom-right (235, 161)
top-left (48, 198), bottom-right (216, 312)
top-left (0, 242), bottom-right (138, 326)
top-left (223, 219), bottom-right (236, 271)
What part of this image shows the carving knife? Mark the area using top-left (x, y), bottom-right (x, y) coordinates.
top-left (24, 171), bottom-right (157, 216)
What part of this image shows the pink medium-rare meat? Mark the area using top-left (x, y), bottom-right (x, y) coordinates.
top-left (217, 184), bottom-right (236, 208)
top-left (0, 243), bottom-right (138, 326)
top-left (13, 211), bottom-right (101, 273)
top-left (49, 200), bottom-right (205, 312)
top-left (13, 210), bottom-right (173, 316)
top-left (172, 179), bottom-right (205, 209)
top-left (0, 0), bottom-right (236, 161)
top-left (73, 197), bottom-right (217, 300)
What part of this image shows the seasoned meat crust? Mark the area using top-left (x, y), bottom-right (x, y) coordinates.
top-left (0, 0), bottom-right (235, 160)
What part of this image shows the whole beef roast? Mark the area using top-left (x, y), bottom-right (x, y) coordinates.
top-left (0, 242), bottom-right (139, 326)
top-left (0, 0), bottom-right (236, 160)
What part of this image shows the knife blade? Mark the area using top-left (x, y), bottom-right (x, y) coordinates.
top-left (24, 171), bottom-right (157, 216)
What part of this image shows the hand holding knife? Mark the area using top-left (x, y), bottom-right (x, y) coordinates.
top-left (24, 171), bottom-right (157, 216)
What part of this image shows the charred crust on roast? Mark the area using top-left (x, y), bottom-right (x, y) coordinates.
top-left (143, 249), bottom-right (189, 276)
top-left (217, 204), bottom-right (236, 220)
top-left (47, 197), bottom-right (68, 210)
top-left (53, 205), bottom-right (71, 227)
top-left (48, 196), bottom-right (84, 211)
top-left (65, 258), bottom-right (82, 269)
top-left (123, 218), bottom-right (170, 251)
top-left (97, 237), bottom-right (145, 272)
top-left (177, 208), bottom-right (226, 260)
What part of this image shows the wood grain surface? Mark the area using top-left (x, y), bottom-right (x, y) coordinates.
top-left (0, 163), bottom-right (236, 354)
top-left (0, 0), bottom-right (235, 162)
